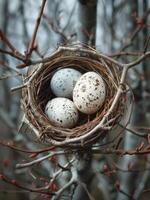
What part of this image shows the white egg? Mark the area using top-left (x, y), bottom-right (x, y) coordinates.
top-left (50, 68), bottom-right (82, 98)
top-left (45, 97), bottom-right (79, 128)
top-left (73, 72), bottom-right (106, 114)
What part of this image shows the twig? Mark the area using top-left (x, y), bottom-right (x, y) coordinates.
top-left (52, 165), bottom-right (78, 200)
top-left (79, 182), bottom-right (95, 200)
top-left (118, 124), bottom-right (148, 138)
top-left (133, 156), bottom-right (150, 199)
top-left (118, 9), bottom-right (150, 53)
top-left (26, 0), bottom-right (47, 58)
top-left (0, 73), bottom-right (20, 80)
top-left (0, 140), bottom-right (55, 154)
top-left (16, 151), bottom-right (69, 169)
top-left (43, 14), bottom-right (68, 41)
top-left (109, 51), bottom-right (144, 57)
top-left (48, 158), bottom-right (75, 187)
top-left (0, 173), bottom-right (54, 196)
top-left (16, 46), bottom-right (125, 69)
top-left (125, 51), bottom-right (150, 68)
top-left (143, 35), bottom-right (150, 53)
top-left (0, 30), bottom-right (25, 58)
top-left (143, 188), bottom-right (150, 194)
top-left (15, 45), bottom-right (150, 70)
top-left (0, 48), bottom-right (25, 62)
top-left (118, 188), bottom-right (135, 200)
top-left (92, 147), bottom-right (150, 155)
top-left (0, 60), bottom-right (22, 74)
top-left (11, 84), bottom-right (27, 92)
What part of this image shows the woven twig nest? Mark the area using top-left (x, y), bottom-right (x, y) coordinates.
top-left (21, 44), bottom-right (127, 148)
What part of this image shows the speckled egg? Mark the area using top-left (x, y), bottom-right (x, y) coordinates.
top-left (45, 97), bottom-right (79, 128)
top-left (73, 72), bottom-right (106, 114)
top-left (50, 68), bottom-right (82, 98)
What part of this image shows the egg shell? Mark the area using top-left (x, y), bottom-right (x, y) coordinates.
top-left (73, 72), bottom-right (106, 114)
top-left (45, 97), bottom-right (79, 128)
top-left (50, 68), bottom-right (82, 98)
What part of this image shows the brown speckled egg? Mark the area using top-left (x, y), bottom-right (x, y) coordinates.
top-left (73, 72), bottom-right (106, 114)
top-left (45, 97), bottom-right (79, 128)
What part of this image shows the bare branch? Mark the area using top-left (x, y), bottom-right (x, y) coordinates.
top-left (92, 146), bottom-right (150, 155)
top-left (79, 182), bottom-right (95, 200)
top-left (26, 0), bottom-right (47, 58)
top-left (0, 30), bottom-right (25, 58)
top-left (16, 151), bottom-right (67, 169)
top-left (0, 140), bottom-right (55, 154)
top-left (0, 48), bottom-right (25, 62)
top-left (125, 51), bottom-right (150, 69)
top-left (0, 173), bottom-right (53, 196)
top-left (52, 165), bottom-right (78, 200)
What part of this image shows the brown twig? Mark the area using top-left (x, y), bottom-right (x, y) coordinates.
top-left (26, 0), bottom-right (47, 59)
top-left (109, 51), bottom-right (144, 57)
top-left (0, 174), bottom-right (54, 196)
top-left (143, 188), bottom-right (150, 194)
top-left (0, 30), bottom-right (24, 58)
top-left (118, 124), bottom-right (148, 138)
top-left (92, 146), bottom-right (150, 155)
top-left (0, 140), bottom-right (55, 154)
top-left (0, 48), bottom-right (25, 62)
top-left (0, 74), bottom-right (20, 80)
top-left (0, 60), bottom-right (22, 75)
top-left (143, 35), bottom-right (150, 53)
top-left (113, 9), bottom-right (150, 55)
top-left (125, 51), bottom-right (150, 69)
top-left (43, 14), bottom-right (68, 41)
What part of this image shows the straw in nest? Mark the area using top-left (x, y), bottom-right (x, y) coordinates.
top-left (21, 44), bottom-right (128, 148)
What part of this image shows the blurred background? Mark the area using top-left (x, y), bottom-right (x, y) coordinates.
top-left (0, 0), bottom-right (150, 199)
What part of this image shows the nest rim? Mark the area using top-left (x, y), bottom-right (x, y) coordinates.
top-left (21, 44), bottom-right (127, 148)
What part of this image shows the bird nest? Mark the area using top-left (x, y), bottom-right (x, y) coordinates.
top-left (21, 44), bottom-right (127, 148)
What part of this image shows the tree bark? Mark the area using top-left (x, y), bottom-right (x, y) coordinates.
top-left (73, 1), bottom-right (98, 200)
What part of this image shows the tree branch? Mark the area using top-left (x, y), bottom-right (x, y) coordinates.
top-left (26, 0), bottom-right (47, 58)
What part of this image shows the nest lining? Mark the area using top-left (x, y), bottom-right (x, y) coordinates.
top-left (21, 45), bottom-right (126, 148)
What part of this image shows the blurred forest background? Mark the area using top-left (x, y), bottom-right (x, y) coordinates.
top-left (0, 0), bottom-right (150, 199)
